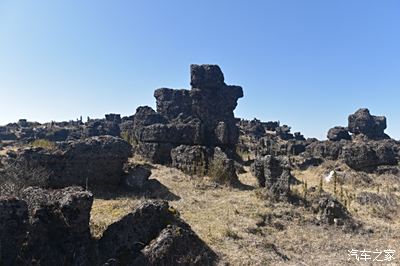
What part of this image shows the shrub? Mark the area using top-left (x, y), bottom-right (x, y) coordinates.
top-left (120, 131), bottom-right (138, 147)
top-left (0, 160), bottom-right (50, 197)
top-left (31, 139), bottom-right (56, 150)
top-left (208, 160), bottom-right (232, 184)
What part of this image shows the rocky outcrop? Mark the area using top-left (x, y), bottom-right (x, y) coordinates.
top-left (251, 155), bottom-right (292, 200)
top-left (126, 65), bottom-right (243, 184)
top-left (134, 225), bottom-right (216, 266)
top-left (98, 201), bottom-right (179, 263)
top-left (11, 136), bottom-right (132, 187)
top-left (25, 187), bottom-right (94, 265)
top-left (305, 140), bottom-right (346, 161)
top-left (209, 147), bottom-right (239, 185)
top-left (0, 189), bottom-right (216, 266)
top-left (171, 145), bottom-right (210, 176)
top-left (98, 200), bottom-right (217, 265)
top-left (82, 119), bottom-right (121, 138)
top-left (327, 126), bottom-right (351, 141)
top-left (311, 193), bottom-right (360, 231)
top-left (171, 145), bottom-right (239, 184)
top-left (0, 197), bottom-right (29, 265)
top-left (133, 65), bottom-right (243, 166)
top-left (340, 140), bottom-right (398, 171)
top-left (348, 108), bottom-right (389, 140)
top-left (123, 164), bottom-right (152, 190)
top-left (298, 108), bottom-right (399, 172)
top-left (314, 194), bottom-right (351, 225)
top-left (0, 126), bottom-right (17, 140)
top-left (237, 119), bottom-right (309, 160)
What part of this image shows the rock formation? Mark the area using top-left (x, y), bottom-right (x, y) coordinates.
top-left (0, 198), bottom-right (29, 266)
top-left (251, 155), bottom-right (292, 200)
top-left (237, 119), bottom-right (310, 160)
top-left (327, 126), bottom-right (351, 141)
top-left (303, 108), bottom-right (399, 172)
top-left (9, 136), bottom-right (132, 187)
top-left (132, 65), bottom-right (243, 182)
top-left (348, 108), bottom-right (389, 140)
top-left (123, 164), bottom-right (152, 190)
top-left (0, 188), bottom-right (215, 265)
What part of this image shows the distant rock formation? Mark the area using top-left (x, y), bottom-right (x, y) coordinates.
top-left (327, 126), bottom-right (351, 141)
top-left (237, 119), bottom-right (309, 159)
top-left (348, 108), bottom-right (389, 140)
top-left (305, 108), bottom-right (399, 171)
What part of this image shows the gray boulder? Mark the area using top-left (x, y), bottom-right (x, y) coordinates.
top-left (134, 225), bottom-right (217, 266)
top-left (348, 108), bottom-right (389, 140)
top-left (123, 164), bottom-right (152, 190)
top-left (327, 126), bottom-right (351, 141)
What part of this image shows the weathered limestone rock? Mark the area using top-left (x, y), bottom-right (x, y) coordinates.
top-left (123, 164), bottom-right (152, 190)
top-left (348, 108), bottom-right (389, 140)
top-left (171, 145), bottom-right (210, 176)
top-left (209, 147), bottom-right (239, 185)
top-left (1, 192), bottom-right (215, 266)
top-left (134, 225), bottom-right (217, 266)
top-left (83, 119), bottom-right (121, 138)
top-left (171, 145), bottom-right (238, 184)
top-left (97, 200), bottom-right (216, 265)
top-left (105, 113), bottom-right (122, 124)
top-left (134, 64), bottom-right (243, 164)
top-left (305, 140), bottom-right (346, 160)
top-left (13, 136), bottom-right (132, 187)
top-left (313, 194), bottom-right (353, 228)
top-left (18, 186), bottom-right (94, 265)
top-left (327, 126), bottom-right (351, 141)
top-left (341, 140), bottom-right (398, 171)
top-left (251, 155), bottom-right (292, 200)
top-left (0, 197), bottom-right (29, 266)
top-left (136, 142), bottom-right (174, 165)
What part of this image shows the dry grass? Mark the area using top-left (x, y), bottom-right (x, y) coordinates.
top-left (31, 139), bottom-right (56, 150)
top-left (90, 160), bottom-right (400, 265)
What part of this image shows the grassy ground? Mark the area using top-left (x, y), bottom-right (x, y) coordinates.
top-left (90, 161), bottom-right (400, 265)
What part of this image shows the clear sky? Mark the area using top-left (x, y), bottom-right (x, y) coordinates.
top-left (0, 1), bottom-right (399, 140)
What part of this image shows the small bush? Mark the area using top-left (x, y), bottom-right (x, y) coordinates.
top-left (31, 139), bottom-right (56, 150)
top-left (0, 161), bottom-right (50, 197)
top-left (208, 160), bottom-right (231, 184)
top-left (120, 131), bottom-right (138, 146)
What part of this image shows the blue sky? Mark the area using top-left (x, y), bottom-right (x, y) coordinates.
top-left (0, 1), bottom-right (399, 139)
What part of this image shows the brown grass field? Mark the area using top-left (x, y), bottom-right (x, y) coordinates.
top-left (90, 160), bottom-right (400, 265)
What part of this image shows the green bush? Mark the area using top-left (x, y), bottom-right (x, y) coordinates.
top-left (120, 131), bottom-right (138, 146)
top-left (31, 139), bottom-right (56, 150)
top-left (208, 160), bottom-right (231, 184)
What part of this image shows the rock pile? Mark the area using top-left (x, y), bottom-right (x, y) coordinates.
top-left (237, 119), bottom-right (309, 158)
top-left (306, 108), bottom-right (399, 171)
top-left (0, 189), bottom-right (216, 266)
top-left (132, 65), bottom-right (243, 182)
top-left (0, 113), bottom-right (129, 143)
